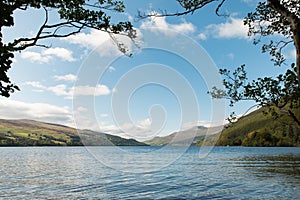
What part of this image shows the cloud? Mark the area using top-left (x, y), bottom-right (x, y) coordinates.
top-left (136, 118), bottom-right (152, 130)
top-left (43, 47), bottom-right (76, 62)
top-left (110, 88), bottom-right (117, 95)
top-left (24, 81), bottom-right (47, 93)
top-left (24, 81), bottom-right (45, 89)
top-left (108, 66), bottom-right (116, 72)
top-left (25, 81), bottom-right (111, 98)
top-left (62, 29), bottom-right (111, 49)
top-left (48, 84), bottom-right (69, 96)
top-left (11, 57), bottom-right (18, 63)
top-left (21, 47), bottom-right (76, 63)
top-left (53, 74), bottom-right (77, 82)
top-left (21, 51), bottom-right (52, 64)
top-left (242, 0), bottom-right (260, 5)
top-left (0, 99), bottom-right (74, 127)
top-left (285, 49), bottom-right (296, 60)
top-left (100, 114), bottom-right (109, 118)
top-left (125, 13), bottom-right (134, 22)
top-left (200, 17), bottom-right (249, 39)
top-left (98, 118), bottom-right (153, 140)
top-left (0, 100), bottom-right (105, 130)
top-left (182, 120), bottom-right (226, 129)
top-left (198, 33), bottom-right (207, 40)
top-left (140, 16), bottom-right (196, 35)
top-left (62, 29), bottom-right (134, 57)
top-left (76, 106), bottom-right (88, 112)
top-left (227, 53), bottom-right (235, 60)
top-left (72, 84), bottom-right (111, 96)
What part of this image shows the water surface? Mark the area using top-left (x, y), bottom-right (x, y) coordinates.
top-left (0, 146), bottom-right (299, 199)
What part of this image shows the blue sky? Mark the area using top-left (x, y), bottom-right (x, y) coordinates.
top-left (0, 0), bottom-right (296, 141)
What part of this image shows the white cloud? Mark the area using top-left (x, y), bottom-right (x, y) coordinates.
top-left (43, 47), bottom-right (76, 62)
top-left (48, 84), bottom-right (69, 96)
top-left (100, 114), bottom-right (109, 118)
top-left (0, 100), bottom-right (107, 130)
top-left (140, 16), bottom-right (196, 35)
top-left (125, 13), bottom-right (134, 22)
top-left (108, 66), bottom-right (116, 72)
top-left (25, 81), bottom-right (111, 98)
top-left (62, 29), bottom-right (110, 49)
top-left (285, 49), bottom-right (296, 60)
top-left (227, 53), bottom-right (235, 60)
top-left (182, 120), bottom-right (226, 129)
top-left (0, 99), bottom-right (74, 127)
top-left (24, 81), bottom-right (46, 89)
top-left (137, 118), bottom-right (152, 128)
top-left (112, 88), bottom-right (117, 93)
top-left (11, 57), bottom-right (18, 63)
top-left (21, 51), bottom-right (52, 64)
top-left (53, 74), bottom-right (77, 82)
top-left (198, 33), bottom-right (207, 40)
top-left (21, 47), bottom-right (76, 63)
top-left (202, 17), bottom-right (249, 39)
top-left (62, 29), bottom-right (134, 57)
top-left (98, 118), bottom-right (153, 141)
top-left (76, 106), bottom-right (88, 112)
top-left (72, 84), bottom-right (111, 96)
top-left (242, 0), bottom-right (260, 5)
top-left (24, 81), bottom-right (48, 93)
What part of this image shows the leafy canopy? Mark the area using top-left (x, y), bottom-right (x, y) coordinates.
top-left (0, 0), bottom-right (135, 97)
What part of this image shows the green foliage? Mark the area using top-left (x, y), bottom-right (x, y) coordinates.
top-left (0, 0), bottom-right (135, 97)
top-left (244, 63), bottom-right (299, 108)
top-left (216, 105), bottom-right (300, 147)
top-left (211, 65), bottom-right (248, 107)
top-left (244, 0), bottom-right (299, 66)
top-left (0, 38), bottom-right (20, 97)
top-left (210, 64), bottom-right (300, 125)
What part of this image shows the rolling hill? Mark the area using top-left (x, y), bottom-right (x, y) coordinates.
top-left (144, 125), bottom-right (223, 146)
top-left (3, 105), bottom-right (299, 147)
top-left (145, 106), bottom-right (300, 147)
top-left (0, 119), bottom-right (147, 146)
top-left (213, 106), bottom-right (300, 147)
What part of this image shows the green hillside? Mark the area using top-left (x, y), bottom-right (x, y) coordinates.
top-left (214, 106), bottom-right (300, 146)
top-left (145, 105), bottom-right (300, 147)
top-left (0, 119), bottom-right (146, 146)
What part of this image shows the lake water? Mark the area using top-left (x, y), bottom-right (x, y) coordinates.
top-left (0, 146), bottom-right (299, 199)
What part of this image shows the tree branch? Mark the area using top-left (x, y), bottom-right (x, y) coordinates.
top-left (268, 0), bottom-right (300, 86)
top-left (268, 0), bottom-right (299, 30)
top-left (137, 0), bottom-right (221, 19)
top-left (84, 2), bottom-right (123, 11)
top-left (215, 0), bottom-right (228, 17)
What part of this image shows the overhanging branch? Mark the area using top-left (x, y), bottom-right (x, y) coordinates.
top-left (137, 0), bottom-right (227, 19)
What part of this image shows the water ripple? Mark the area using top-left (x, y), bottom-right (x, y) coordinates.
top-left (0, 147), bottom-right (299, 199)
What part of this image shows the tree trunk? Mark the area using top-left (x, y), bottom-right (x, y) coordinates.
top-left (268, 0), bottom-right (300, 87)
top-left (294, 22), bottom-right (300, 87)
top-left (288, 110), bottom-right (300, 126)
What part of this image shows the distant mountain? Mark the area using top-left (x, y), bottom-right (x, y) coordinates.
top-left (0, 119), bottom-right (147, 146)
top-left (144, 125), bottom-right (223, 146)
top-left (146, 104), bottom-right (300, 147)
top-left (212, 106), bottom-right (300, 147)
